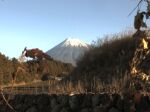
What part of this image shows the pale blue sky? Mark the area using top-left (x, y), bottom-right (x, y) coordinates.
top-left (0, 0), bottom-right (142, 58)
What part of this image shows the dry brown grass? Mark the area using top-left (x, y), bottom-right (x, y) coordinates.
top-left (2, 73), bottom-right (132, 95)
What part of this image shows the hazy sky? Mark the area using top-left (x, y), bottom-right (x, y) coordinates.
top-left (0, 0), bottom-right (142, 58)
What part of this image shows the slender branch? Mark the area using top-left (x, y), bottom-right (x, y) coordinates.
top-left (0, 89), bottom-right (16, 112)
top-left (128, 0), bottom-right (143, 17)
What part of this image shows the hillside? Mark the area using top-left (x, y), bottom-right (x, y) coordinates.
top-left (69, 31), bottom-right (150, 85)
top-left (0, 53), bottom-right (74, 85)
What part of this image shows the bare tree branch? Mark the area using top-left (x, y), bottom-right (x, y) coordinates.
top-left (128, 0), bottom-right (143, 17)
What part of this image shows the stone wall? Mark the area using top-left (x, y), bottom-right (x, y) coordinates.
top-left (0, 93), bottom-right (150, 112)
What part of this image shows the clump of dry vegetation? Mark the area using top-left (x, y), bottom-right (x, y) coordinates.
top-left (49, 74), bottom-right (130, 94)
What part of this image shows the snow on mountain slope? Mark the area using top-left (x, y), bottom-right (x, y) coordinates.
top-left (46, 38), bottom-right (90, 66)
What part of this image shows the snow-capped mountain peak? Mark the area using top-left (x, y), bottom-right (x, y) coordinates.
top-left (62, 38), bottom-right (89, 47)
top-left (46, 38), bottom-right (90, 66)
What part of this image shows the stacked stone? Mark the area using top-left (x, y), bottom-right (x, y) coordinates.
top-left (0, 94), bottom-right (149, 112)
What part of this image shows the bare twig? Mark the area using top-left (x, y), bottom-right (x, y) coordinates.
top-left (128, 0), bottom-right (143, 17)
top-left (0, 88), bottom-right (16, 112)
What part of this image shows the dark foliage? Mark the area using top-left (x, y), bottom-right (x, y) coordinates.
top-left (70, 33), bottom-right (136, 84)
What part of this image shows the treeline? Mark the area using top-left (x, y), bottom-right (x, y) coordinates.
top-left (0, 53), bottom-right (74, 85)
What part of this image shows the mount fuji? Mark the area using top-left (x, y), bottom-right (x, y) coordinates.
top-left (46, 38), bottom-right (90, 66)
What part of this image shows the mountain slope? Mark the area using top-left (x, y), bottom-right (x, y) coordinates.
top-left (46, 38), bottom-right (90, 66)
